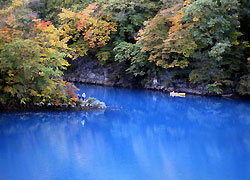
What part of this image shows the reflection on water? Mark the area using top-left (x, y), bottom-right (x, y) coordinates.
top-left (0, 84), bottom-right (250, 180)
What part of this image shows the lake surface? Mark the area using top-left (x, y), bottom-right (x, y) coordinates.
top-left (1, 84), bottom-right (250, 180)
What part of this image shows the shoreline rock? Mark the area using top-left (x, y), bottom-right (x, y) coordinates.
top-left (65, 57), bottom-right (202, 95)
top-left (0, 99), bottom-right (107, 111)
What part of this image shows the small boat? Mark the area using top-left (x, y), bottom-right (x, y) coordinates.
top-left (170, 92), bottom-right (186, 97)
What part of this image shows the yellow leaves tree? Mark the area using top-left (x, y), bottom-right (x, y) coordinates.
top-left (138, 1), bottom-right (195, 69)
top-left (164, 0), bottom-right (197, 58)
top-left (0, 0), bottom-right (77, 104)
top-left (59, 3), bottom-right (117, 57)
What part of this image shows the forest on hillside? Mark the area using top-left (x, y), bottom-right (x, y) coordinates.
top-left (0, 0), bottom-right (250, 105)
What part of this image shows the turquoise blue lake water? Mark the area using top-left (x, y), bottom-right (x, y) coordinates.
top-left (1, 84), bottom-right (250, 180)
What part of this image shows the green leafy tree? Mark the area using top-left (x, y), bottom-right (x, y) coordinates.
top-left (237, 0), bottom-right (250, 95)
top-left (181, 0), bottom-right (245, 93)
top-left (96, 0), bottom-right (161, 43)
top-left (29, 0), bottom-right (93, 26)
top-left (139, 0), bottom-right (249, 94)
top-left (114, 42), bottom-right (158, 77)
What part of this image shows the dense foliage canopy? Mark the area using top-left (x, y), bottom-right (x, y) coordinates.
top-left (1, 0), bottom-right (250, 102)
top-left (0, 0), bottom-right (77, 104)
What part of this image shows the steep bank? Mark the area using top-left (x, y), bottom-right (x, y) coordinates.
top-left (64, 57), bottom-right (237, 97)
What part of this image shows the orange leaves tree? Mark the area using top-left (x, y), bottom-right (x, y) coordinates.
top-left (59, 3), bottom-right (117, 59)
top-left (0, 0), bottom-right (78, 104)
top-left (138, 1), bottom-right (193, 69)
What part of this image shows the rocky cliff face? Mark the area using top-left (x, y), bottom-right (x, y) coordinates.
top-left (64, 57), bottom-right (233, 96)
top-left (64, 56), bottom-right (141, 88)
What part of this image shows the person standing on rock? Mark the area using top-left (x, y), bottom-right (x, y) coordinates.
top-left (82, 92), bottom-right (86, 101)
top-left (77, 93), bottom-right (81, 100)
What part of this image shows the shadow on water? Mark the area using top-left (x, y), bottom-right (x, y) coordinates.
top-left (0, 84), bottom-right (250, 180)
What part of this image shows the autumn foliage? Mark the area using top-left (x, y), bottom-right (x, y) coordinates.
top-left (1, 0), bottom-right (250, 98)
top-left (0, 0), bottom-right (77, 104)
top-left (138, 0), bottom-right (250, 94)
top-left (59, 3), bottom-right (117, 57)
top-left (138, 2), bottom-right (193, 69)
